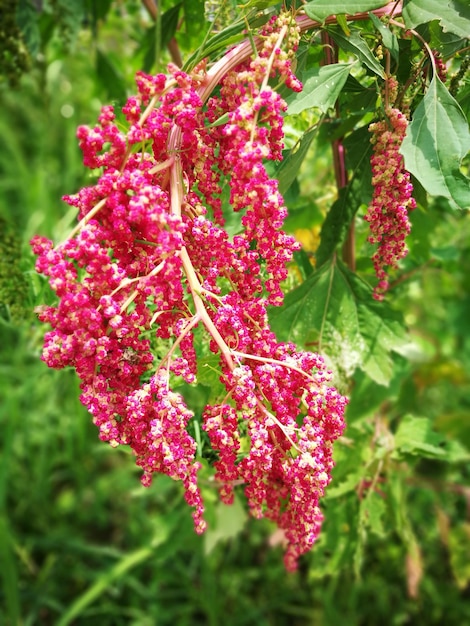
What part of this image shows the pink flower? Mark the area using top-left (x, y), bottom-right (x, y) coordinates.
top-left (32, 12), bottom-right (347, 571)
top-left (365, 107), bottom-right (416, 300)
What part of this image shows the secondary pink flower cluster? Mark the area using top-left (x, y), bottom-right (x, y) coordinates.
top-left (431, 49), bottom-right (447, 83)
top-left (32, 13), bottom-right (347, 570)
top-left (365, 105), bottom-right (416, 300)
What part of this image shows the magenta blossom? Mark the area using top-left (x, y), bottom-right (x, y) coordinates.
top-left (365, 105), bottom-right (416, 300)
top-left (32, 12), bottom-right (347, 571)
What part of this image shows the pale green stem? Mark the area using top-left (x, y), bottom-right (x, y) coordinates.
top-left (169, 156), bottom-right (236, 370)
top-left (149, 156), bottom-right (174, 175)
top-left (119, 258), bottom-right (168, 313)
top-left (260, 25), bottom-right (288, 93)
top-left (250, 24), bottom-right (288, 143)
top-left (169, 149), bottom-right (183, 217)
top-left (110, 257), bottom-right (168, 297)
top-left (255, 398), bottom-right (301, 452)
top-left (158, 313), bottom-right (201, 380)
top-left (56, 198), bottom-right (106, 247)
top-left (232, 350), bottom-right (318, 384)
top-left (180, 247), bottom-right (236, 370)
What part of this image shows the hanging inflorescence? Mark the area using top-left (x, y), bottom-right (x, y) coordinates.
top-left (365, 79), bottom-right (416, 300)
top-left (32, 13), bottom-right (347, 571)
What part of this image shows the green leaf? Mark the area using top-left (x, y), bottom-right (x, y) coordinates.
top-left (435, 409), bottom-right (470, 450)
top-left (336, 14), bottom-right (351, 36)
top-left (307, 498), bottom-right (357, 577)
top-left (85, 0), bottom-right (113, 24)
top-left (305, 0), bottom-right (388, 22)
top-left (393, 414), bottom-right (447, 459)
top-left (162, 4), bottom-right (182, 47)
top-left (0, 516), bottom-right (20, 626)
top-left (369, 12), bottom-right (399, 62)
top-left (316, 125), bottom-right (373, 265)
top-left (96, 49), bottom-right (127, 104)
top-left (286, 64), bottom-right (352, 115)
top-left (183, 0), bottom-right (205, 39)
top-left (326, 471), bottom-right (362, 498)
top-left (17, 0), bottom-right (40, 57)
top-left (355, 490), bottom-right (387, 573)
top-left (346, 364), bottom-right (406, 421)
top-left (359, 491), bottom-right (387, 537)
top-left (400, 77), bottom-right (470, 211)
top-left (328, 27), bottom-right (385, 77)
top-left (276, 126), bottom-right (319, 195)
top-left (196, 354), bottom-right (221, 388)
top-left (56, 539), bottom-right (163, 626)
top-left (269, 257), bottom-right (410, 385)
top-left (50, 0), bottom-right (86, 46)
top-left (448, 522), bottom-right (470, 589)
top-left (293, 248), bottom-right (315, 279)
top-left (208, 112), bottom-right (230, 128)
top-left (445, 440), bottom-right (470, 464)
top-left (140, 4), bottom-right (181, 72)
top-left (427, 21), bottom-right (468, 58)
top-left (403, 0), bottom-right (470, 38)
top-left (183, 13), bottom-right (253, 71)
top-left (204, 496), bottom-right (247, 554)
top-left (239, 0), bottom-right (280, 8)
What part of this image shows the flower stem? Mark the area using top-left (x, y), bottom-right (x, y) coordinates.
top-left (169, 156), bottom-right (236, 371)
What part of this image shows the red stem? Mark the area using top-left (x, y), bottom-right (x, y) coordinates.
top-left (321, 32), bottom-right (355, 271)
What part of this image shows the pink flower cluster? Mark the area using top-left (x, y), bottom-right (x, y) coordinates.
top-left (365, 106), bottom-right (416, 300)
top-left (431, 49), bottom-right (447, 83)
top-left (32, 13), bottom-right (347, 570)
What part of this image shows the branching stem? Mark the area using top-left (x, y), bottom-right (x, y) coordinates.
top-left (232, 350), bottom-right (318, 385)
top-left (158, 313), bottom-right (201, 379)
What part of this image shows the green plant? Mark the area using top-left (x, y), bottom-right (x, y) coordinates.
top-left (1, 1), bottom-right (469, 624)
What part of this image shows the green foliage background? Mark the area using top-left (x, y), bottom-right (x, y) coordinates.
top-left (1, 1), bottom-right (469, 624)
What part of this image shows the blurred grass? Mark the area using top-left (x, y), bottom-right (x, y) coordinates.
top-left (1, 4), bottom-right (470, 626)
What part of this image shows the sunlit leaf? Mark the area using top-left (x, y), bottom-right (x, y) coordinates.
top-left (328, 27), bottom-right (385, 77)
top-left (305, 0), bottom-right (388, 22)
top-left (403, 0), bottom-right (470, 38)
top-left (140, 4), bottom-right (181, 72)
top-left (448, 522), bottom-right (470, 589)
top-left (316, 125), bottom-right (373, 265)
top-left (286, 64), bottom-right (352, 115)
top-left (204, 496), bottom-right (247, 554)
top-left (270, 257), bottom-right (410, 385)
top-left (369, 12), bottom-right (399, 61)
top-left (400, 77), bottom-right (470, 211)
top-left (359, 492), bottom-right (387, 538)
top-left (96, 49), bottom-right (127, 103)
top-left (85, 0), bottom-right (113, 24)
top-left (393, 414), bottom-right (447, 459)
top-left (238, 0), bottom-right (280, 8)
top-left (17, 0), bottom-right (40, 56)
top-left (183, 0), bottom-right (205, 39)
top-left (276, 126), bottom-right (319, 195)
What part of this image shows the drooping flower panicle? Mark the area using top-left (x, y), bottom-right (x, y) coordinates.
top-left (32, 13), bottom-right (347, 571)
top-left (365, 101), bottom-right (416, 300)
